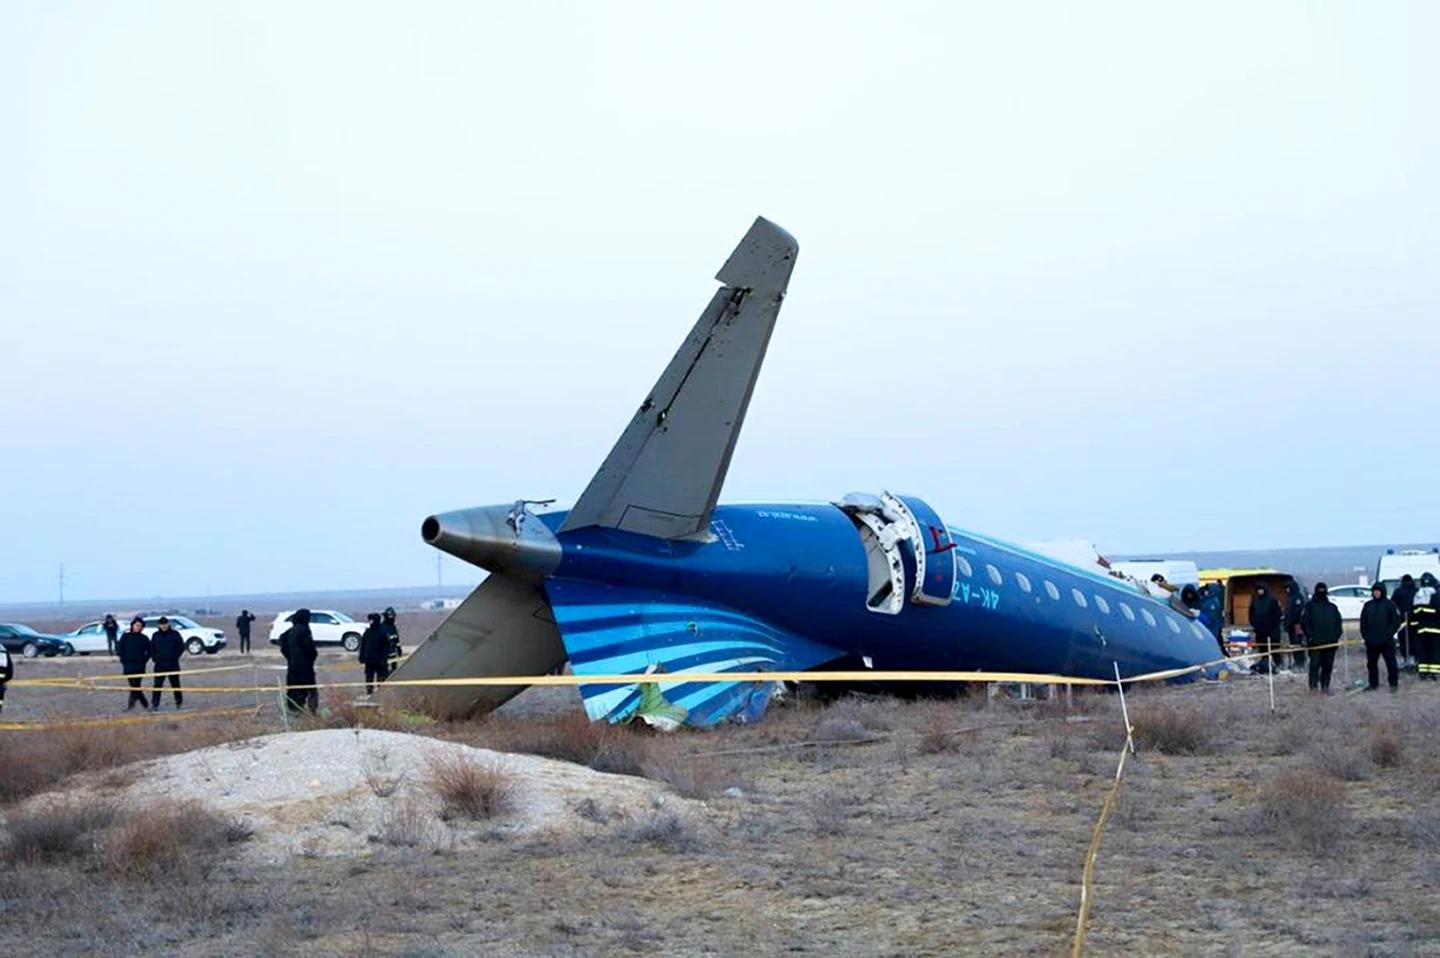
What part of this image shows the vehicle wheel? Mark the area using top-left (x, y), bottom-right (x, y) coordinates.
top-left (342, 633), bottom-right (361, 652)
top-left (22, 642), bottom-right (39, 658)
top-left (61, 642), bottom-right (75, 656)
top-left (186, 637), bottom-right (205, 655)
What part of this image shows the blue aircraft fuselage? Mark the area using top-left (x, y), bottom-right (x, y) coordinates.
top-left (533, 500), bottom-right (1218, 725)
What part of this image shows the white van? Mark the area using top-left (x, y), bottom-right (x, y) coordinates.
top-left (1376, 549), bottom-right (1440, 594)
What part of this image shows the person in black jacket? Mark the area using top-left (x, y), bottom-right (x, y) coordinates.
top-left (116, 616), bottom-right (152, 710)
top-left (1300, 583), bottom-right (1345, 692)
top-left (1248, 584), bottom-right (1283, 674)
top-left (279, 608), bottom-right (319, 713)
top-left (1392, 574), bottom-right (1418, 667)
top-left (358, 613), bottom-right (390, 694)
top-left (0, 643), bottom-right (12, 715)
top-left (1359, 583), bottom-right (1401, 691)
top-left (103, 614), bottom-right (119, 656)
top-left (235, 609), bottom-right (256, 655)
top-left (1283, 581), bottom-right (1307, 670)
top-left (149, 617), bottom-right (185, 709)
top-left (381, 607), bottom-right (402, 666)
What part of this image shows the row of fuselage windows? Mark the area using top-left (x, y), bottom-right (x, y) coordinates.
top-left (954, 553), bottom-right (1210, 642)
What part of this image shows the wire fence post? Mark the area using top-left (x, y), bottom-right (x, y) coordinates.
top-left (1341, 634), bottom-right (1351, 688)
top-left (251, 661), bottom-right (262, 714)
top-left (276, 678), bottom-right (290, 732)
top-left (1113, 661), bottom-right (1134, 754)
top-left (1266, 645), bottom-right (1277, 712)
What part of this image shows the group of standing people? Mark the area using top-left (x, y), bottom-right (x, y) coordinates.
top-left (116, 616), bottom-right (187, 710)
top-left (1390, 573), bottom-right (1440, 680)
top-left (274, 606), bottom-right (402, 714)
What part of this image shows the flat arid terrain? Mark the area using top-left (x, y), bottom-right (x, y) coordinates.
top-left (2, 639), bottom-right (1439, 957)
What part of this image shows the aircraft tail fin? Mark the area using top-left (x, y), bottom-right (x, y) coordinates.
top-left (558, 217), bottom-right (797, 541)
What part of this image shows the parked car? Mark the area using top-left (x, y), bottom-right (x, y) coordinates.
top-left (132, 615), bottom-right (227, 655)
top-left (268, 610), bottom-right (366, 651)
top-left (1325, 584), bottom-right (1371, 621)
top-left (59, 621), bottom-right (115, 655)
top-left (0, 623), bottom-right (68, 658)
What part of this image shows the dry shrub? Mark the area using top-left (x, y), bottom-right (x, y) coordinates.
top-left (323, 700), bottom-right (410, 732)
top-left (1041, 723), bottom-right (1081, 760)
top-left (809, 787), bottom-right (858, 837)
top-left (1130, 703), bottom-right (1217, 755)
top-left (1368, 725), bottom-right (1406, 768)
top-left (639, 740), bottom-right (730, 799)
top-left (423, 751), bottom-right (514, 821)
top-left (1308, 740), bottom-right (1373, 782)
top-left (459, 713), bottom-right (649, 776)
top-left (2, 801), bottom-right (118, 864)
top-left (817, 695), bottom-right (895, 733)
top-left (373, 799), bottom-right (438, 848)
top-left (813, 717), bottom-right (875, 743)
top-left (1250, 769), bottom-right (1348, 853)
top-left (621, 812), bottom-right (700, 851)
top-left (359, 748), bottom-right (407, 798)
top-left (102, 799), bottom-right (250, 876)
top-left (0, 717), bottom-right (262, 806)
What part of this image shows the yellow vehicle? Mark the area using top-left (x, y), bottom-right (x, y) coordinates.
top-left (1199, 567), bottom-right (1302, 637)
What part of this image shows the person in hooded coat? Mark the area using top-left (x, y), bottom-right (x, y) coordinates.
top-left (279, 608), bottom-right (319, 713)
top-left (1359, 583), bottom-right (1401, 691)
top-left (102, 614), bottom-right (119, 656)
top-left (381, 606), bottom-right (402, 666)
top-left (1392, 574), bottom-right (1418, 667)
top-left (1300, 583), bottom-right (1344, 692)
top-left (1248, 584), bottom-right (1283, 674)
top-left (116, 616), bottom-right (152, 710)
top-left (358, 612), bottom-right (390, 694)
top-left (1198, 583), bottom-right (1225, 653)
top-left (1413, 573), bottom-right (1440, 681)
top-left (149, 616), bottom-right (185, 709)
top-left (1283, 581), bottom-right (1307, 670)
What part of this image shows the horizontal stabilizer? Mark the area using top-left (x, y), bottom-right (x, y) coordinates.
top-left (382, 574), bottom-right (566, 718)
top-left (543, 578), bottom-right (843, 727)
top-left (559, 216), bottom-right (797, 541)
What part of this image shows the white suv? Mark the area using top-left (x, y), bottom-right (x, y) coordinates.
top-left (133, 615), bottom-right (227, 655)
top-left (268, 610), bottom-right (366, 652)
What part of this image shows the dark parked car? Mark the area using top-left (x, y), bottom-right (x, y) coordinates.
top-left (0, 623), bottom-right (67, 658)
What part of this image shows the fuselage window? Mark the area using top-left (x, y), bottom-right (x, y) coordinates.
top-left (1167, 618), bottom-right (1181, 634)
top-left (986, 564), bottom-right (1003, 586)
top-left (1142, 609), bottom-right (1157, 628)
top-left (1120, 603), bottom-right (1135, 621)
top-left (1044, 580), bottom-right (1061, 601)
top-left (956, 555), bottom-right (973, 578)
top-left (1094, 595), bottom-right (1110, 615)
top-left (1015, 572), bottom-right (1032, 593)
top-left (1191, 622), bottom-right (1209, 641)
top-left (1071, 589), bottom-right (1087, 609)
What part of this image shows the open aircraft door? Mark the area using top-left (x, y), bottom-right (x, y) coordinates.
top-left (838, 491), bottom-right (956, 613)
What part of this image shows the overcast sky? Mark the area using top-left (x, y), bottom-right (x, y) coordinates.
top-left (2, 1), bottom-right (1436, 603)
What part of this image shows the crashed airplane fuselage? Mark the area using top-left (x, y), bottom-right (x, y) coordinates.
top-left (388, 218), bottom-right (1217, 727)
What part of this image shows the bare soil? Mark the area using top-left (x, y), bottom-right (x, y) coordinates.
top-left (2, 651), bottom-right (1439, 957)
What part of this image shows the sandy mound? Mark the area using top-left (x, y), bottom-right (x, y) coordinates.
top-left (72, 729), bottom-right (691, 862)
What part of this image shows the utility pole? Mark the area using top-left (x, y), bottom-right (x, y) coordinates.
top-left (58, 562), bottom-right (65, 612)
top-left (436, 553), bottom-right (443, 599)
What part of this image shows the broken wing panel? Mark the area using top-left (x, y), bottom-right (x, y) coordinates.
top-left (558, 217), bottom-right (798, 541)
top-left (381, 574), bottom-right (566, 718)
top-left (543, 578), bottom-right (842, 728)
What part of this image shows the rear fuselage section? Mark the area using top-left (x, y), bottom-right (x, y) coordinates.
top-left (544, 502), bottom-right (1217, 682)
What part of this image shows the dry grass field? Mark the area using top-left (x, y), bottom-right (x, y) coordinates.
top-left (2, 644), bottom-right (1439, 957)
